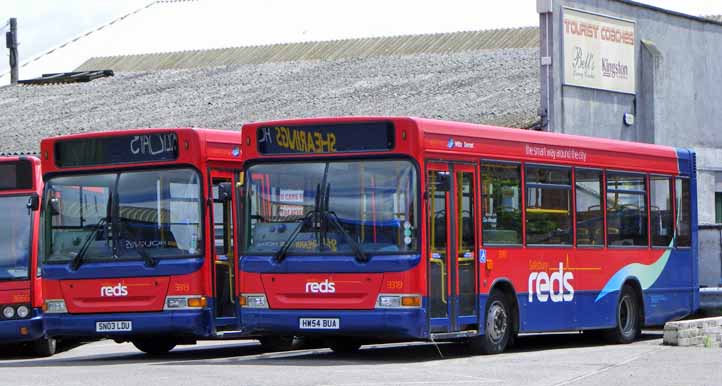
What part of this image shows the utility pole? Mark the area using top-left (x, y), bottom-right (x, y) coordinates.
top-left (5, 18), bottom-right (18, 84)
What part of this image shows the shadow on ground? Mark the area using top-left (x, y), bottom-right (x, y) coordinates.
top-left (0, 330), bottom-right (664, 368)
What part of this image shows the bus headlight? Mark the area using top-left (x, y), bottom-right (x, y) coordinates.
top-left (2, 306), bottom-right (15, 318)
top-left (164, 296), bottom-right (207, 310)
top-left (375, 294), bottom-right (422, 309)
top-left (240, 294), bottom-right (268, 308)
top-left (43, 300), bottom-right (68, 314)
top-left (16, 305), bottom-right (30, 318)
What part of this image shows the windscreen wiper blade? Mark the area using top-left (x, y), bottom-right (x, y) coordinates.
top-left (322, 183), bottom-right (368, 262)
top-left (273, 210), bottom-right (316, 263)
top-left (69, 217), bottom-right (107, 271)
top-left (324, 210), bottom-right (368, 263)
top-left (274, 183), bottom-right (322, 263)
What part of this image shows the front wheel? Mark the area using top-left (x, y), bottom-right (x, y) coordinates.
top-left (132, 338), bottom-right (176, 355)
top-left (33, 337), bottom-right (57, 357)
top-left (469, 290), bottom-right (511, 355)
top-left (606, 285), bottom-right (641, 344)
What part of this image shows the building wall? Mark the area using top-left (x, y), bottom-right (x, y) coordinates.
top-left (540, 0), bottom-right (722, 286)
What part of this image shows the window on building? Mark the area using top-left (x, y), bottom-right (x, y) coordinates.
top-left (607, 173), bottom-right (647, 246)
top-left (650, 176), bottom-right (674, 247)
top-left (716, 192), bottom-right (722, 224)
top-left (676, 178), bottom-right (691, 247)
top-left (526, 166), bottom-right (572, 245)
top-left (575, 169), bottom-right (604, 246)
top-left (481, 162), bottom-right (521, 245)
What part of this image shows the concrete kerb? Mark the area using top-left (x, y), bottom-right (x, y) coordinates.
top-left (663, 317), bottom-right (722, 348)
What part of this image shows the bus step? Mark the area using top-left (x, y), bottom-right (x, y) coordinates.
top-left (213, 330), bottom-right (246, 339)
top-left (429, 330), bottom-right (478, 341)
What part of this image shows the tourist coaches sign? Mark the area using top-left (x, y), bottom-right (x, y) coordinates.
top-left (562, 8), bottom-right (636, 94)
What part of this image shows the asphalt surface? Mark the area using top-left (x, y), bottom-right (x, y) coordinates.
top-left (0, 331), bottom-right (720, 386)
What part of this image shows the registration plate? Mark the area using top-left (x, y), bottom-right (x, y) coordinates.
top-left (96, 321), bottom-right (133, 332)
top-left (299, 318), bottom-right (340, 329)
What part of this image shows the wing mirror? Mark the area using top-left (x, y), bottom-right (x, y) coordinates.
top-left (27, 193), bottom-right (40, 212)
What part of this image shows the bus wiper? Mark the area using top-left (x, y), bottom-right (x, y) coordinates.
top-left (70, 217), bottom-right (107, 271)
top-left (324, 210), bottom-right (368, 263)
top-left (273, 210), bottom-right (316, 263)
top-left (274, 184), bottom-right (322, 263)
top-left (322, 183), bottom-right (368, 263)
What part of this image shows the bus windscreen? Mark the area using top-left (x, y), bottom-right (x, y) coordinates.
top-left (0, 195), bottom-right (32, 280)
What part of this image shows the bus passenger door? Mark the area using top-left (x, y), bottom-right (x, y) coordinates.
top-left (211, 173), bottom-right (238, 322)
top-left (427, 162), bottom-right (479, 334)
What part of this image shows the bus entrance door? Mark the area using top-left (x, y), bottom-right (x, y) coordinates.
top-left (211, 173), bottom-right (238, 326)
top-left (427, 162), bottom-right (479, 334)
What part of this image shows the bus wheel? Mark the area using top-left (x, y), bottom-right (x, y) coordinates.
top-left (33, 337), bottom-right (57, 357)
top-left (132, 338), bottom-right (176, 355)
top-left (469, 290), bottom-right (511, 355)
top-left (328, 339), bottom-right (361, 354)
top-left (259, 336), bottom-right (295, 351)
top-left (607, 285), bottom-right (641, 344)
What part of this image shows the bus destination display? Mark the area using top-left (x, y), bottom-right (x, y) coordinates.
top-left (257, 122), bottom-right (394, 154)
top-left (55, 132), bottom-right (178, 167)
top-left (0, 160), bottom-right (33, 190)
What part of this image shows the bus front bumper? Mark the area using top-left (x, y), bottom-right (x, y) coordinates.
top-left (241, 308), bottom-right (428, 340)
top-left (43, 309), bottom-right (212, 339)
top-left (0, 311), bottom-right (45, 343)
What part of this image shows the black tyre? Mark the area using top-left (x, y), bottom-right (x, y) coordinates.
top-left (328, 339), bottom-right (361, 354)
top-left (132, 338), bottom-right (176, 355)
top-left (606, 285), bottom-right (641, 344)
top-left (469, 290), bottom-right (511, 355)
top-left (33, 337), bottom-right (57, 357)
top-left (259, 336), bottom-right (295, 351)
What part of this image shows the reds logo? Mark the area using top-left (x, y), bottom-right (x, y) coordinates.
top-left (100, 284), bottom-right (128, 297)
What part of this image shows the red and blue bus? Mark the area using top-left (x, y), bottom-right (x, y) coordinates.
top-left (39, 128), bottom-right (244, 354)
top-left (238, 116), bottom-right (697, 354)
top-left (0, 156), bottom-right (57, 356)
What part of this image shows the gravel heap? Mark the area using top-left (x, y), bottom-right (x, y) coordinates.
top-left (0, 47), bottom-right (539, 154)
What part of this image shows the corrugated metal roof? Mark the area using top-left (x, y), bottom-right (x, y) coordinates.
top-left (1, 0), bottom-right (539, 85)
top-left (76, 27), bottom-right (539, 72)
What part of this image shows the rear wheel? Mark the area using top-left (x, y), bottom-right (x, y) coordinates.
top-left (606, 285), bottom-right (641, 344)
top-left (259, 336), bottom-right (295, 351)
top-left (33, 337), bottom-right (57, 357)
top-left (328, 339), bottom-right (361, 354)
top-left (132, 338), bottom-right (176, 355)
top-left (469, 290), bottom-right (511, 355)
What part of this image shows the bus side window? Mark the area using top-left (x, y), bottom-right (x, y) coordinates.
top-left (650, 176), bottom-right (674, 247)
top-left (607, 173), bottom-right (648, 246)
top-left (526, 166), bottom-right (572, 245)
top-left (480, 162), bottom-right (521, 245)
top-left (675, 178), bottom-right (691, 247)
top-left (575, 169), bottom-right (604, 246)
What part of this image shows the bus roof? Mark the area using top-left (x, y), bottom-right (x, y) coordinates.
top-left (241, 116), bottom-right (685, 174)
